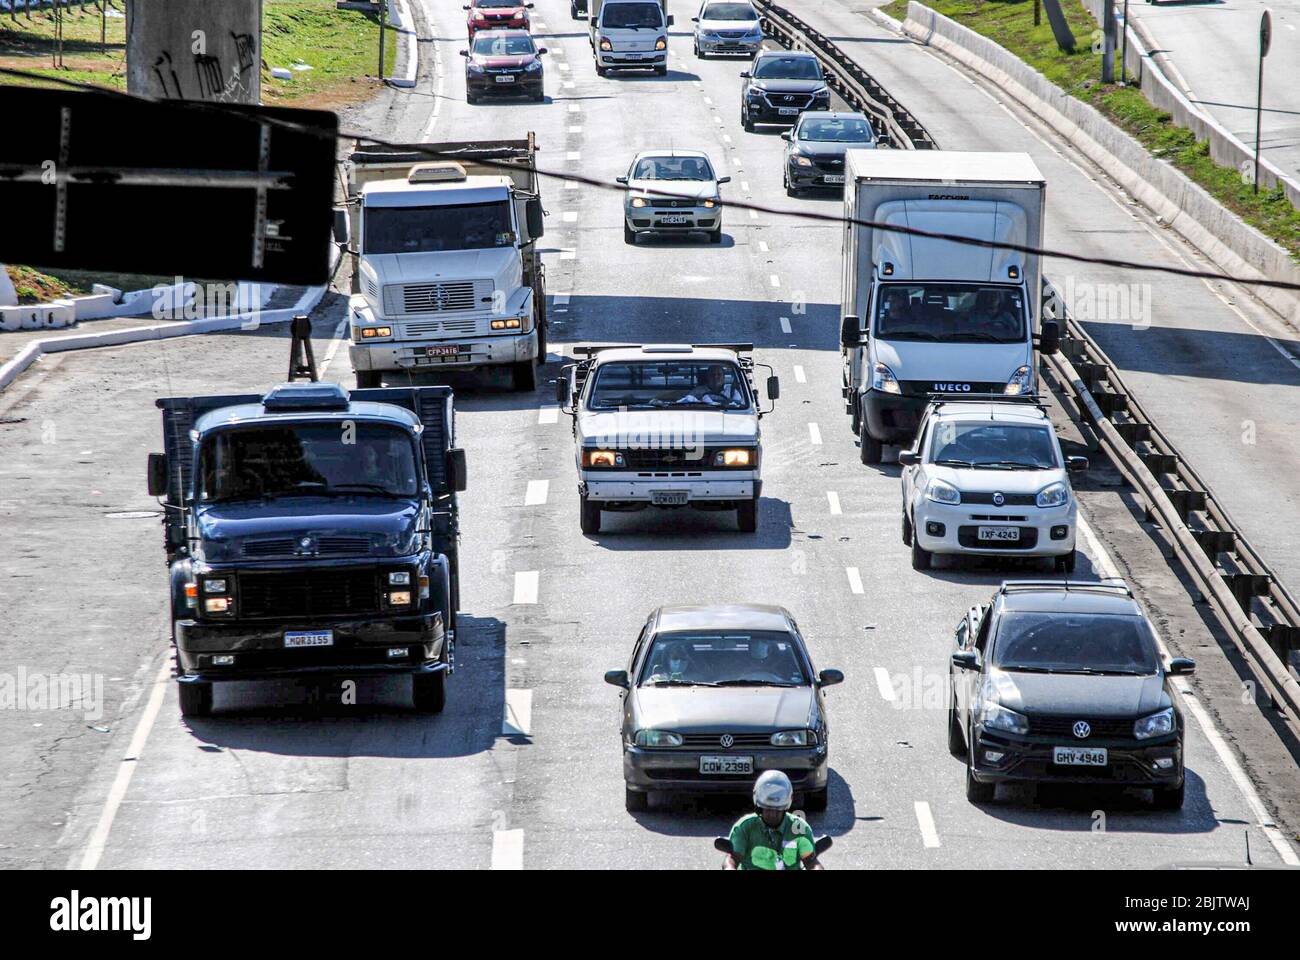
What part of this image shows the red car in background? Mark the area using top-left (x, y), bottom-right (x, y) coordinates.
top-left (465, 0), bottom-right (534, 39)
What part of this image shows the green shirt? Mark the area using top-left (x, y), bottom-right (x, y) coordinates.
top-left (728, 812), bottom-right (816, 870)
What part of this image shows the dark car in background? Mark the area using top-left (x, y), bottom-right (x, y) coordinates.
top-left (740, 49), bottom-right (830, 131)
top-left (605, 604), bottom-right (843, 812)
top-left (949, 581), bottom-right (1194, 809)
top-left (461, 29), bottom-right (547, 104)
top-left (782, 111), bottom-right (876, 196)
top-left (466, 0), bottom-right (534, 39)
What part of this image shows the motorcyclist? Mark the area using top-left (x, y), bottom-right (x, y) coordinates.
top-left (723, 771), bottom-right (822, 870)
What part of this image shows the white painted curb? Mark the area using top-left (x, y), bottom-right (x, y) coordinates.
top-left (387, 0), bottom-right (419, 88)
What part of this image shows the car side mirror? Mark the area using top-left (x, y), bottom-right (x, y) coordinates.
top-left (1038, 319), bottom-right (1060, 356)
top-left (691, 15), bottom-right (699, 21)
top-left (840, 314), bottom-right (861, 348)
top-left (459, 49), bottom-right (469, 57)
top-left (463, 4), bottom-right (470, 8)
top-left (555, 376), bottom-right (571, 406)
top-left (446, 448), bottom-right (468, 492)
top-left (616, 175), bottom-right (629, 184)
top-left (1167, 657), bottom-right (1196, 676)
top-left (898, 451), bottom-right (921, 466)
top-left (780, 131), bottom-right (791, 141)
top-left (526, 197), bottom-right (545, 240)
top-left (739, 71), bottom-right (751, 78)
top-left (538, 47), bottom-right (548, 55)
top-left (1066, 456), bottom-right (1089, 474)
top-left (717, 175), bottom-right (731, 184)
top-left (817, 668), bottom-right (844, 688)
top-left (766, 375), bottom-right (780, 401)
top-left (147, 453), bottom-right (168, 497)
top-left (951, 651), bottom-right (978, 671)
top-left (331, 207), bottom-right (350, 245)
top-left (604, 669), bottom-right (630, 689)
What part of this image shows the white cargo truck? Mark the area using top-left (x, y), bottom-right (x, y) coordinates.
top-left (589, 0), bottom-right (672, 76)
top-left (838, 151), bottom-right (1059, 464)
top-left (345, 136), bottom-right (547, 392)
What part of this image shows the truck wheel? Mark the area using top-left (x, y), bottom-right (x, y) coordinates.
top-left (624, 224), bottom-right (636, 245)
top-left (1054, 549), bottom-right (1076, 574)
top-left (911, 537), bottom-right (931, 571)
top-left (596, 64), bottom-right (607, 77)
top-left (654, 64), bottom-right (667, 77)
top-left (511, 360), bottom-right (537, 392)
top-left (580, 493), bottom-right (602, 534)
top-left (178, 682), bottom-right (212, 718)
top-left (535, 314), bottom-right (547, 364)
top-left (858, 419), bottom-right (882, 465)
top-left (413, 670), bottom-right (446, 714)
top-left (625, 787), bottom-right (648, 812)
top-left (737, 497), bottom-right (759, 533)
top-left (356, 370), bottom-right (382, 389)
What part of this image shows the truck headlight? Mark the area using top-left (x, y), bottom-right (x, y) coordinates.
top-left (204, 597), bottom-right (231, 614)
top-left (871, 361), bottom-right (901, 395)
top-left (584, 449), bottom-right (625, 468)
top-left (388, 571), bottom-right (411, 585)
top-left (1036, 482), bottom-right (1068, 509)
top-left (635, 729), bottom-right (683, 747)
top-left (599, 37), bottom-right (612, 51)
top-left (360, 326), bottom-right (392, 339)
top-left (1134, 707), bottom-right (1174, 740)
top-left (655, 37), bottom-right (667, 50)
top-left (387, 590), bottom-right (412, 607)
top-left (713, 448), bottom-right (753, 467)
top-left (491, 318), bottom-right (522, 330)
top-left (1004, 364), bottom-right (1033, 395)
top-left (926, 478), bottom-right (961, 505)
top-left (771, 730), bottom-right (811, 746)
top-left (203, 578), bottom-right (228, 594)
top-left (980, 700), bottom-right (1029, 735)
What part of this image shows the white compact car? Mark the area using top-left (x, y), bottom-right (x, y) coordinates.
top-left (618, 150), bottom-right (730, 244)
top-left (692, 0), bottom-right (764, 57)
top-left (899, 398), bottom-right (1088, 572)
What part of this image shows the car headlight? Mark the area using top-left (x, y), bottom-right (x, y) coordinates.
top-left (466, 62), bottom-right (485, 74)
top-left (771, 730), bottom-right (812, 747)
top-left (813, 84), bottom-right (830, 98)
top-left (702, 198), bottom-right (717, 208)
top-left (584, 449), bottom-right (625, 468)
top-left (655, 37), bottom-right (667, 50)
top-left (871, 361), bottom-right (901, 395)
top-left (926, 478), bottom-right (961, 505)
top-left (525, 59), bottom-right (542, 71)
top-left (1134, 707), bottom-right (1175, 740)
top-left (599, 37), bottom-right (612, 51)
top-left (630, 197), bottom-right (648, 208)
top-left (746, 86), bottom-right (764, 98)
top-left (980, 700), bottom-right (1029, 735)
top-left (635, 729), bottom-right (683, 747)
top-left (1004, 364), bottom-right (1033, 396)
top-left (713, 448), bottom-right (753, 467)
top-left (1036, 481), bottom-right (1069, 509)
top-left (792, 154), bottom-right (812, 167)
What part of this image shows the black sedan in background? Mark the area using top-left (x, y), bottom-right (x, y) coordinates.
top-left (461, 29), bottom-right (546, 104)
top-left (605, 604), bottom-right (843, 812)
top-left (782, 111), bottom-right (876, 196)
top-left (739, 50), bottom-right (830, 131)
top-left (950, 580), bottom-right (1194, 809)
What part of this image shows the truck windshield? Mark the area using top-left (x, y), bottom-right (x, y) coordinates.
top-left (638, 632), bottom-right (808, 687)
top-left (365, 201), bottom-right (513, 254)
top-left (199, 422), bottom-right (420, 502)
top-left (602, 3), bottom-right (664, 28)
top-left (993, 613), bottom-right (1159, 676)
top-left (875, 284), bottom-right (1025, 343)
top-left (588, 361), bottom-right (751, 410)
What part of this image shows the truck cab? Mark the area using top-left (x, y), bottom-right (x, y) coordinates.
top-left (346, 137), bottom-right (547, 392)
top-left (590, 0), bottom-right (672, 76)
top-left (557, 343), bottom-right (779, 534)
top-left (839, 151), bottom-right (1059, 465)
top-left (147, 381), bottom-right (467, 717)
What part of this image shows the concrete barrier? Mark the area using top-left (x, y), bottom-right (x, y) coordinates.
top-left (894, 2), bottom-right (1300, 326)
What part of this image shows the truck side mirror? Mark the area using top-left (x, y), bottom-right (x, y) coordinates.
top-left (147, 453), bottom-right (168, 497)
top-left (666, 14), bottom-right (674, 26)
top-left (331, 207), bottom-right (350, 245)
top-left (1038, 319), bottom-right (1060, 356)
top-left (526, 197), bottom-right (545, 240)
top-left (840, 314), bottom-right (861, 348)
top-left (446, 448), bottom-right (468, 492)
top-left (556, 375), bottom-right (571, 406)
top-left (766, 375), bottom-right (779, 401)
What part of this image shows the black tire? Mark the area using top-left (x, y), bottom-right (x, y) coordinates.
top-left (902, 512), bottom-right (913, 546)
top-left (737, 496), bottom-right (759, 533)
top-left (708, 226), bottom-right (722, 244)
top-left (532, 91), bottom-right (545, 103)
top-left (624, 223), bottom-right (636, 245)
top-left (911, 536), bottom-right (931, 571)
top-left (966, 758), bottom-right (995, 803)
top-left (694, 42), bottom-right (703, 58)
top-left (742, 111), bottom-right (754, 132)
top-left (580, 493), bottom-right (601, 534)
top-left (413, 670), bottom-right (446, 714)
top-left (595, 65), bottom-right (607, 77)
top-left (849, 394), bottom-right (861, 435)
top-left (654, 64), bottom-right (667, 77)
top-left (178, 682), bottom-right (212, 718)
top-left (511, 359), bottom-right (537, 392)
top-left (1054, 549), bottom-right (1076, 574)
top-left (356, 370), bottom-right (382, 389)
top-left (948, 693), bottom-right (967, 758)
top-left (786, 182), bottom-right (799, 198)
top-left (803, 787), bottom-right (828, 812)
top-left (1152, 780), bottom-right (1184, 810)
top-left (467, 92), bottom-right (479, 106)
top-left (858, 418), bottom-right (882, 465)
top-left (625, 787), bottom-right (649, 812)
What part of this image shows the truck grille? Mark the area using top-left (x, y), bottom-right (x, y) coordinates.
top-left (238, 568), bottom-right (382, 619)
top-left (383, 280), bottom-right (491, 316)
top-left (243, 537), bottom-right (372, 559)
top-left (402, 318), bottom-right (480, 337)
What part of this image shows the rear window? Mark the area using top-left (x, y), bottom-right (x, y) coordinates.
top-left (992, 612), bottom-right (1159, 675)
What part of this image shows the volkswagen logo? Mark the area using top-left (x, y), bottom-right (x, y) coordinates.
top-left (992, 492), bottom-right (1005, 507)
top-left (719, 734), bottom-right (735, 748)
top-left (1072, 720), bottom-right (1091, 739)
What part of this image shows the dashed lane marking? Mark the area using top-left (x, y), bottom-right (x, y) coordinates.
top-left (503, 688), bottom-right (533, 737)
top-left (793, 365), bottom-right (806, 383)
top-left (808, 422), bottom-right (822, 445)
top-left (491, 829), bottom-right (524, 870)
top-left (513, 571), bottom-right (539, 605)
top-left (779, 316), bottom-right (791, 334)
top-left (826, 490), bottom-right (840, 514)
top-left (525, 479), bottom-right (550, 506)
top-left (846, 566), bottom-right (864, 595)
top-left (914, 801), bottom-right (941, 848)
top-left (538, 405), bottom-right (560, 425)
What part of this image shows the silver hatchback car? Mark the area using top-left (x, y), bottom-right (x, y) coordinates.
top-left (618, 150), bottom-right (730, 244)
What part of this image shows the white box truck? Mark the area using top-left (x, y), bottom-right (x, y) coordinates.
top-left (838, 151), bottom-right (1059, 463)
top-left (589, 0), bottom-right (672, 76)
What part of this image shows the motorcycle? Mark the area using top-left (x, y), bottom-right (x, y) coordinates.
top-left (714, 833), bottom-right (833, 870)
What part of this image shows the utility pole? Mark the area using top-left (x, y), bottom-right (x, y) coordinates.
top-left (1120, 0), bottom-right (1130, 84)
top-left (1034, 0), bottom-right (1040, 26)
top-left (378, 0), bottom-right (387, 79)
top-left (1101, 0), bottom-right (1116, 83)
top-left (1254, 9), bottom-right (1271, 194)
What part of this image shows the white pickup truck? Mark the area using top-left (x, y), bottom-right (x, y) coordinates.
top-left (345, 136), bottom-right (547, 392)
top-left (557, 343), bottom-right (780, 534)
top-left (589, 0), bottom-right (672, 76)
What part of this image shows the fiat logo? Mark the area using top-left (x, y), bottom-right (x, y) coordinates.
top-left (1073, 721), bottom-right (1091, 739)
top-left (993, 492), bottom-right (1005, 507)
top-left (719, 734), bottom-right (735, 748)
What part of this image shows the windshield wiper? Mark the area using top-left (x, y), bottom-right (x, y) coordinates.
top-left (974, 460), bottom-right (1047, 470)
top-left (932, 458), bottom-right (976, 468)
top-left (1001, 665), bottom-right (1059, 674)
top-left (948, 332), bottom-right (1015, 343)
top-left (646, 679), bottom-right (718, 687)
top-left (713, 679), bottom-right (799, 687)
top-left (326, 482), bottom-right (405, 496)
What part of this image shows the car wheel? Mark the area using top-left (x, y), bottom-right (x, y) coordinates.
top-left (708, 226), bottom-right (722, 244)
top-left (741, 108), bottom-right (754, 132)
top-left (412, 670), bottom-right (446, 714)
top-left (803, 787), bottom-right (828, 812)
top-left (625, 787), bottom-right (649, 812)
top-left (858, 418), bottom-right (882, 465)
top-left (966, 756), bottom-right (995, 803)
top-left (624, 223), bottom-right (636, 245)
top-left (902, 511), bottom-right (912, 546)
top-left (948, 692), bottom-right (967, 758)
top-left (1054, 549), bottom-right (1077, 574)
top-left (356, 370), bottom-right (382, 389)
top-left (467, 91), bottom-right (479, 105)
top-left (580, 493), bottom-right (602, 534)
top-left (511, 359), bottom-right (537, 392)
top-left (1152, 780), bottom-right (1184, 810)
top-left (737, 496), bottom-right (759, 533)
top-left (178, 682), bottom-right (213, 718)
top-left (911, 536), bottom-right (932, 571)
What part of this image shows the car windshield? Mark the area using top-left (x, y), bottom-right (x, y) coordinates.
top-left (631, 155), bottom-right (714, 181)
top-left (799, 117), bottom-right (873, 143)
top-left (875, 284), bottom-right (1026, 343)
top-left (199, 423), bottom-right (420, 502)
top-left (588, 360), bottom-right (751, 410)
top-left (702, 3), bottom-right (758, 19)
top-left (472, 34), bottom-right (535, 55)
top-left (603, 2), bottom-right (664, 28)
top-left (929, 422), bottom-right (1058, 469)
top-left (753, 55), bottom-right (821, 80)
top-left (475, 0), bottom-right (521, 7)
top-left (639, 631), bottom-right (808, 686)
top-left (365, 201), bottom-right (513, 253)
top-left (993, 612), bottom-right (1159, 675)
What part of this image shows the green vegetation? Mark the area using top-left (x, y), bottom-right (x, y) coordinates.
top-left (881, 0), bottom-right (1299, 258)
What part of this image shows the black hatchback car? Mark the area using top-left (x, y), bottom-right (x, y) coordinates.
top-left (949, 581), bottom-right (1194, 809)
top-left (740, 50), bottom-right (830, 131)
top-left (461, 29), bottom-right (546, 104)
top-left (605, 604), bottom-right (843, 813)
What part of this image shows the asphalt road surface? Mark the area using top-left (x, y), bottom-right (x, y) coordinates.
top-left (0, 0), bottom-right (1297, 870)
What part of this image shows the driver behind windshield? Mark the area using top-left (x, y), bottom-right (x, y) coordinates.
top-left (679, 364), bottom-right (745, 407)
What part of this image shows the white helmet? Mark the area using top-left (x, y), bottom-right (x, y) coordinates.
top-left (753, 770), bottom-right (793, 811)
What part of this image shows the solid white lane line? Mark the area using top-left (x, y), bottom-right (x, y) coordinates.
top-left (492, 829), bottom-right (524, 869)
top-left (318, 317), bottom-right (350, 376)
top-left (914, 801), bottom-right (941, 848)
top-left (524, 479), bottom-right (550, 506)
top-left (538, 405), bottom-right (560, 425)
top-left (793, 365), bottom-right (806, 383)
top-left (779, 316), bottom-right (791, 333)
top-left (513, 571), bottom-right (539, 605)
top-left (846, 567), bottom-right (864, 595)
top-left (827, 490), bottom-right (841, 514)
top-left (808, 423), bottom-right (822, 445)
top-left (874, 667), bottom-right (896, 702)
top-left (503, 688), bottom-right (533, 737)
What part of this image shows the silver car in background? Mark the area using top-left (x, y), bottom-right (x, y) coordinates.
top-left (618, 150), bottom-right (731, 244)
top-left (692, 0), bottom-right (764, 58)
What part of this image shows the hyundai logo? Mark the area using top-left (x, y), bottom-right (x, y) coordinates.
top-left (719, 734), bottom-right (735, 748)
top-left (1073, 720), bottom-right (1091, 739)
top-left (992, 492), bottom-right (1005, 507)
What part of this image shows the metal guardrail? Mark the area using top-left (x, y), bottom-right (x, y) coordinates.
top-left (753, 0), bottom-right (936, 150)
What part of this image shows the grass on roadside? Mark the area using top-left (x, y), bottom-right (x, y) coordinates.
top-left (881, 0), bottom-right (1300, 259)
top-left (5, 265), bottom-right (179, 305)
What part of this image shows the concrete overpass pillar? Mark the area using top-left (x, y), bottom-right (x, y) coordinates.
top-left (126, 0), bottom-right (263, 103)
